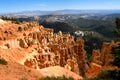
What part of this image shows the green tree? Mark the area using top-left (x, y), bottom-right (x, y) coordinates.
top-left (0, 58), bottom-right (8, 65)
top-left (18, 26), bottom-right (23, 32)
top-left (113, 17), bottom-right (120, 39)
top-left (111, 17), bottom-right (120, 67)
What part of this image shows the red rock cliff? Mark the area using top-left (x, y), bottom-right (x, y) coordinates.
top-left (0, 19), bottom-right (86, 78)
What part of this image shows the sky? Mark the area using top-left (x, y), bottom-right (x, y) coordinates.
top-left (0, 0), bottom-right (120, 13)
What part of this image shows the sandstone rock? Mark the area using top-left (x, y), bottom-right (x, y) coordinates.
top-left (75, 37), bottom-right (88, 76)
top-left (64, 59), bottom-right (72, 71)
top-left (86, 41), bottom-right (118, 78)
top-left (40, 66), bottom-right (83, 80)
top-left (85, 62), bottom-right (102, 78)
top-left (100, 42), bottom-right (114, 66)
top-left (18, 39), bottom-right (28, 48)
top-left (91, 50), bottom-right (102, 65)
top-left (0, 61), bottom-right (44, 80)
top-left (0, 20), bottom-right (88, 78)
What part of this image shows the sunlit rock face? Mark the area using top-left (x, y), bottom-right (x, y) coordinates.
top-left (20, 29), bottom-right (88, 76)
top-left (90, 41), bottom-right (115, 66)
top-left (86, 41), bottom-right (118, 78)
top-left (90, 40), bottom-right (118, 67)
top-left (100, 42), bottom-right (114, 66)
top-left (90, 50), bottom-right (102, 65)
top-left (85, 62), bottom-right (102, 78)
top-left (0, 19), bottom-right (87, 77)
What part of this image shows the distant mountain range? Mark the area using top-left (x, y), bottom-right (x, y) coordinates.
top-left (1, 9), bottom-right (120, 16)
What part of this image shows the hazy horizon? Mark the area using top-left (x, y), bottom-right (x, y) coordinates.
top-left (0, 0), bottom-right (120, 14)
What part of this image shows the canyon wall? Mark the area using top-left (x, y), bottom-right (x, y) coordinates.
top-left (0, 19), bottom-right (117, 78)
top-left (0, 20), bottom-right (88, 77)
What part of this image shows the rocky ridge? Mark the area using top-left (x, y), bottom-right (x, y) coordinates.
top-left (0, 19), bottom-right (84, 80)
top-left (0, 19), bottom-right (118, 79)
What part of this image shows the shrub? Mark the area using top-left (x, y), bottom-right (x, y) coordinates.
top-left (20, 77), bottom-right (28, 80)
top-left (18, 26), bottom-right (23, 31)
top-left (1, 16), bottom-right (23, 24)
top-left (39, 76), bottom-right (74, 80)
top-left (0, 58), bottom-right (8, 65)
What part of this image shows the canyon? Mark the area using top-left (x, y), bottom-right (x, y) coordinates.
top-left (0, 19), bottom-right (117, 80)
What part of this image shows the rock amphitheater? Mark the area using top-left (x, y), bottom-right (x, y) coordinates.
top-left (0, 19), bottom-right (118, 80)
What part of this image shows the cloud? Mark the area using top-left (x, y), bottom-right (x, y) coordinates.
top-left (38, 4), bottom-right (48, 7)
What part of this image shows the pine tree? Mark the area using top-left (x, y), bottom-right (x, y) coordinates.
top-left (111, 17), bottom-right (120, 68)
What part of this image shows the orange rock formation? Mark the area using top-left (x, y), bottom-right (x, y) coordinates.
top-left (0, 19), bottom-right (83, 79)
top-left (0, 19), bottom-right (117, 79)
top-left (86, 41), bottom-right (118, 78)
